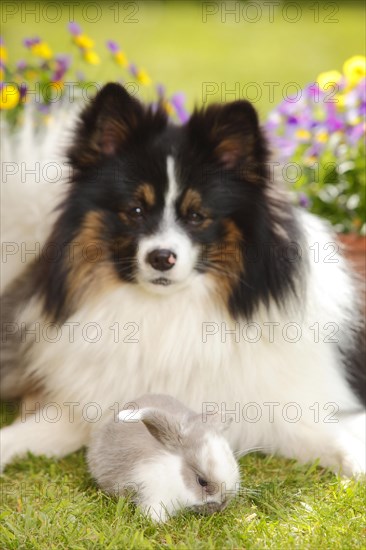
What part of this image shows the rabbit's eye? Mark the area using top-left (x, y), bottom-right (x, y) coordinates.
top-left (197, 476), bottom-right (208, 488)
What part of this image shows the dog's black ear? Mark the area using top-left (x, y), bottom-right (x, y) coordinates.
top-left (188, 100), bottom-right (268, 184)
top-left (69, 83), bottom-right (147, 168)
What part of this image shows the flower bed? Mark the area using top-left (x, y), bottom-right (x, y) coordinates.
top-left (266, 56), bottom-right (365, 234)
top-left (0, 27), bottom-right (365, 234)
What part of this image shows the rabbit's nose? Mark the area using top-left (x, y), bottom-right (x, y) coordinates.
top-left (192, 502), bottom-right (222, 515)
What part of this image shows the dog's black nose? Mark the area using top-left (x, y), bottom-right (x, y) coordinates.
top-left (147, 249), bottom-right (177, 271)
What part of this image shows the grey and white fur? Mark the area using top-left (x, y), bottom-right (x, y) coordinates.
top-left (87, 394), bottom-right (240, 522)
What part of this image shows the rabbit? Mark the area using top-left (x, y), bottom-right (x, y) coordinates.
top-left (87, 394), bottom-right (240, 522)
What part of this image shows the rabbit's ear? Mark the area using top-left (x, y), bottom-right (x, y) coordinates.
top-left (118, 409), bottom-right (142, 423)
top-left (197, 413), bottom-right (233, 433)
top-left (141, 409), bottom-right (183, 450)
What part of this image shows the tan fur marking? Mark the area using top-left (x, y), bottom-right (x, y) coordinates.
top-left (181, 189), bottom-right (202, 216)
top-left (215, 136), bottom-right (263, 184)
top-left (136, 183), bottom-right (155, 207)
top-left (67, 211), bottom-right (120, 308)
top-left (205, 220), bottom-right (243, 303)
top-left (215, 137), bottom-right (245, 168)
top-left (180, 189), bottom-right (212, 229)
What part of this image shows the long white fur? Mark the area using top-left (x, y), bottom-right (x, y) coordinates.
top-left (133, 453), bottom-right (197, 522)
top-left (0, 103), bottom-right (80, 291)
top-left (0, 105), bottom-right (365, 477)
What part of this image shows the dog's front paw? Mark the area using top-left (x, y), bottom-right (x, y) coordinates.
top-left (0, 425), bottom-right (23, 473)
top-left (336, 425), bottom-right (366, 479)
top-left (338, 449), bottom-right (366, 479)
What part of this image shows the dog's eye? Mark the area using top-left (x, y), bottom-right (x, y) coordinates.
top-left (186, 211), bottom-right (205, 226)
top-left (129, 206), bottom-right (144, 220)
top-left (197, 476), bottom-right (208, 488)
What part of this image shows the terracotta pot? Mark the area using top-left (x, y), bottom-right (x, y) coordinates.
top-left (338, 234), bottom-right (366, 280)
top-left (338, 234), bottom-right (365, 315)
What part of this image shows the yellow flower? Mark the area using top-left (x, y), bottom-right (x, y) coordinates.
top-left (41, 81), bottom-right (64, 103)
top-left (0, 45), bottom-right (7, 63)
top-left (25, 69), bottom-right (38, 80)
top-left (343, 55), bottom-right (366, 87)
top-left (136, 69), bottom-right (151, 86)
top-left (83, 50), bottom-right (100, 65)
top-left (0, 68), bottom-right (4, 81)
top-left (115, 51), bottom-right (128, 67)
top-left (295, 129), bottom-right (311, 141)
top-left (53, 81), bottom-right (64, 90)
top-left (316, 131), bottom-right (328, 143)
top-left (316, 70), bottom-right (342, 91)
top-left (336, 94), bottom-right (345, 109)
top-left (0, 84), bottom-right (20, 110)
top-left (304, 155), bottom-right (317, 166)
top-left (74, 34), bottom-right (94, 50)
top-left (164, 101), bottom-right (174, 116)
top-left (31, 42), bottom-right (52, 60)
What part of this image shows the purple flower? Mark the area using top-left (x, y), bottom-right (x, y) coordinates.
top-left (56, 54), bottom-right (70, 69)
top-left (278, 100), bottom-right (299, 117)
top-left (359, 101), bottom-right (366, 117)
top-left (274, 137), bottom-right (298, 161)
top-left (306, 83), bottom-right (321, 102)
top-left (347, 123), bottom-right (365, 146)
top-left (68, 22), bottom-right (81, 36)
top-left (128, 63), bottom-right (138, 77)
top-left (299, 192), bottom-right (310, 208)
top-left (106, 40), bottom-right (120, 53)
top-left (156, 83), bottom-right (165, 99)
top-left (305, 142), bottom-right (324, 159)
top-left (325, 102), bottom-right (344, 132)
top-left (355, 77), bottom-right (366, 103)
top-left (19, 83), bottom-right (27, 99)
top-left (38, 103), bottom-right (51, 114)
top-left (23, 37), bottom-right (40, 48)
top-left (170, 93), bottom-right (189, 123)
top-left (16, 60), bottom-right (27, 71)
top-left (52, 54), bottom-right (71, 81)
top-left (265, 111), bottom-right (282, 131)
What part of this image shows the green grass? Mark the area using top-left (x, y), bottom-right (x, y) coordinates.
top-left (1, 404), bottom-right (365, 549)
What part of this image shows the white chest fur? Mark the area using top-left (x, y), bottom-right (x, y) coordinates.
top-left (25, 227), bottom-right (360, 460)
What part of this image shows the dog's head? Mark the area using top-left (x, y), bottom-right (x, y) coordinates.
top-left (41, 83), bottom-right (299, 320)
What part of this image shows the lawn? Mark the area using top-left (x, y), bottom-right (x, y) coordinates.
top-left (1, 403), bottom-right (365, 549)
top-left (1, 1), bottom-right (366, 548)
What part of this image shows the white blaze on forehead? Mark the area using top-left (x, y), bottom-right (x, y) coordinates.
top-left (200, 434), bottom-right (240, 494)
top-left (164, 156), bottom-right (179, 226)
top-left (135, 154), bottom-right (199, 287)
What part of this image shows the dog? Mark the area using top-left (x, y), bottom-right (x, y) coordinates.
top-left (1, 83), bottom-right (365, 476)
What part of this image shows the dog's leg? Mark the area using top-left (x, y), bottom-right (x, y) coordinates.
top-left (0, 407), bottom-right (89, 472)
top-left (273, 411), bottom-right (366, 477)
top-left (334, 411), bottom-right (366, 477)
